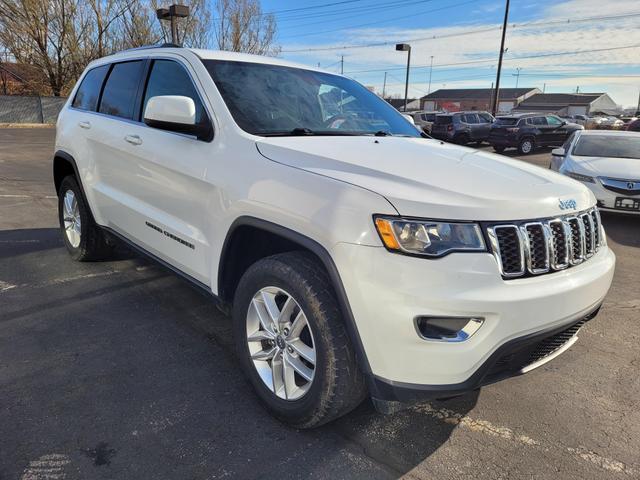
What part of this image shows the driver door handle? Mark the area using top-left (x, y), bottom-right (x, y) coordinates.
top-left (78, 121), bottom-right (91, 129)
top-left (124, 134), bottom-right (143, 146)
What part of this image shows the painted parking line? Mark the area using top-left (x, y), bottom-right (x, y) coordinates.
top-left (21, 453), bottom-right (70, 480)
top-left (413, 403), bottom-right (636, 476)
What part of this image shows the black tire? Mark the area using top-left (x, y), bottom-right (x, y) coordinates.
top-left (475, 140), bottom-right (483, 147)
top-left (58, 175), bottom-right (113, 261)
top-left (455, 133), bottom-right (470, 145)
top-left (233, 251), bottom-right (366, 428)
top-left (518, 137), bottom-right (535, 155)
top-left (493, 145), bottom-right (506, 153)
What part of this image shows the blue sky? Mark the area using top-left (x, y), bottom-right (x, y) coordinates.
top-left (261, 0), bottom-right (640, 108)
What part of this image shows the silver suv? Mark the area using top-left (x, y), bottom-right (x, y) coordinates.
top-left (430, 111), bottom-right (495, 145)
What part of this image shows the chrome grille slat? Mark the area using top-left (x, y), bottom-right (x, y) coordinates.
top-left (488, 207), bottom-right (601, 278)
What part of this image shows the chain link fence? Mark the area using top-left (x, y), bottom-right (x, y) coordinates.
top-left (0, 95), bottom-right (68, 124)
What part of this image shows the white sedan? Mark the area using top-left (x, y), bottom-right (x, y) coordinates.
top-left (550, 130), bottom-right (640, 215)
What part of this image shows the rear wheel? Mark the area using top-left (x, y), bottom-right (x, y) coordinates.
top-left (493, 145), bottom-right (506, 153)
top-left (518, 137), bottom-right (535, 155)
top-left (455, 133), bottom-right (470, 145)
top-left (58, 176), bottom-right (112, 261)
top-left (233, 252), bottom-right (366, 428)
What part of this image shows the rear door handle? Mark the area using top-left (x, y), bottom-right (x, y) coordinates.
top-left (124, 134), bottom-right (143, 146)
top-left (78, 121), bottom-right (91, 129)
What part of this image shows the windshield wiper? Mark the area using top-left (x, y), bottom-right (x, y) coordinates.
top-left (373, 130), bottom-right (392, 136)
top-left (260, 128), bottom-right (361, 137)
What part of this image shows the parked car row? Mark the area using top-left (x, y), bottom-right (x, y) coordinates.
top-left (418, 110), bottom-right (583, 154)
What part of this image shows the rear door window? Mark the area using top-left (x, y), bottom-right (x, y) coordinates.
top-left (99, 60), bottom-right (145, 120)
top-left (141, 60), bottom-right (207, 124)
top-left (72, 65), bottom-right (109, 112)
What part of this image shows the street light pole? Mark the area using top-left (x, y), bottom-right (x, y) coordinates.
top-left (382, 72), bottom-right (387, 98)
top-left (427, 55), bottom-right (434, 95)
top-left (156, 4), bottom-right (190, 45)
top-left (491, 0), bottom-right (510, 117)
top-left (396, 43), bottom-right (411, 112)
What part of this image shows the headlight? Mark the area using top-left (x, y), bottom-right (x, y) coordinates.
top-left (374, 216), bottom-right (486, 257)
top-left (564, 170), bottom-right (595, 183)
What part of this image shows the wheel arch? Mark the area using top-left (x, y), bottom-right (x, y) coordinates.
top-left (218, 216), bottom-right (372, 377)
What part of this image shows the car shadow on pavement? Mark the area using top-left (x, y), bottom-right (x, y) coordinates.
top-left (1, 227), bottom-right (479, 479)
top-left (599, 212), bottom-right (640, 248)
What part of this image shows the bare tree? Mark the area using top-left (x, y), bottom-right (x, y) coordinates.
top-left (0, 0), bottom-right (277, 96)
top-left (214, 0), bottom-right (279, 56)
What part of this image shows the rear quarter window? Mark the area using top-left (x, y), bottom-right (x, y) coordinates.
top-left (72, 65), bottom-right (109, 112)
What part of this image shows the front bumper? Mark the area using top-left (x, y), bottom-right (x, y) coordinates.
top-left (581, 180), bottom-right (640, 215)
top-left (332, 242), bottom-right (615, 399)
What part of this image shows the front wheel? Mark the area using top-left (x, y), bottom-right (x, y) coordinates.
top-left (518, 137), bottom-right (535, 155)
top-left (58, 176), bottom-right (112, 261)
top-left (233, 252), bottom-right (366, 428)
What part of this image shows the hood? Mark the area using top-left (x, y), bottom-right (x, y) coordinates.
top-left (256, 136), bottom-right (594, 221)
top-left (571, 155), bottom-right (640, 179)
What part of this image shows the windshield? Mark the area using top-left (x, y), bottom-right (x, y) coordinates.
top-left (573, 135), bottom-right (640, 159)
top-left (202, 60), bottom-right (420, 137)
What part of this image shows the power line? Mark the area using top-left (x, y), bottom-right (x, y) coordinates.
top-left (278, 0), bottom-right (442, 34)
top-left (343, 43), bottom-right (640, 75)
top-left (281, 11), bottom-right (640, 53)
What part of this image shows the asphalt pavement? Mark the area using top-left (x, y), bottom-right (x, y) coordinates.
top-left (1, 129), bottom-right (639, 479)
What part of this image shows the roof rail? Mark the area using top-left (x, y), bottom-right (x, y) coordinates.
top-left (116, 43), bottom-right (183, 54)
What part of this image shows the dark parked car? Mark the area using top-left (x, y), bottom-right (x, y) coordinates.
top-left (488, 113), bottom-right (583, 155)
top-left (626, 119), bottom-right (640, 132)
top-left (430, 111), bottom-right (495, 145)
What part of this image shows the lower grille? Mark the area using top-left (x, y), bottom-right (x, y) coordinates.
top-left (485, 306), bottom-right (600, 382)
top-left (487, 207), bottom-right (602, 278)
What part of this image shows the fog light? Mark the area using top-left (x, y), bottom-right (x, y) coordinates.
top-left (415, 316), bottom-right (484, 342)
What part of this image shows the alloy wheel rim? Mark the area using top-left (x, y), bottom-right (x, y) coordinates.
top-left (63, 190), bottom-right (81, 248)
top-left (522, 140), bottom-right (532, 153)
top-left (246, 286), bottom-right (316, 401)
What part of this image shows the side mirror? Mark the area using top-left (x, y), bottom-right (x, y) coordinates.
top-left (551, 147), bottom-right (565, 157)
top-left (144, 95), bottom-right (211, 141)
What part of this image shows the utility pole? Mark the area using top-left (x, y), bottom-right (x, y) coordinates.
top-left (396, 43), bottom-right (412, 112)
top-left (427, 56), bottom-right (434, 95)
top-left (382, 72), bottom-right (387, 99)
top-left (513, 67), bottom-right (522, 88)
top-left (543, 82), bottom-right (546, 93)
top-left (636, 89), bottom-right (640, 114)
top-left (340, 55), bottom-right (344, 75)
top-left (491, 0), bottom-right (510, 117)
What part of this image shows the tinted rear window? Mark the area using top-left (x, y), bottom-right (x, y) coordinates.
top-left (435, 116), bottom-right (452, 124)
top-left (99, 61), bottom-right (144, 120)
top-left (72, 65), bottom-right (109, 111)
top-left (495, 117), bottom-right (518, 126)
top-left (573, 135), bottom-right (640, 159)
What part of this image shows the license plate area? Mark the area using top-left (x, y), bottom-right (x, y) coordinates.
top-left (615, 197), bottom-right (640, 211)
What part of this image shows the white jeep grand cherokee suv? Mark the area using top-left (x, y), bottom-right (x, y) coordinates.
top-left (54, 46), bottom-right (615, 428)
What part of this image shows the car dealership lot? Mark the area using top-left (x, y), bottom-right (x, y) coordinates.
top-left (1, 129), bottom-right (639, 479)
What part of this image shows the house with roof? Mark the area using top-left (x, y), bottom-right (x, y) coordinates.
top-left (511, 93), bottom-right (619, 116)
top-left (420, 88), bottom-right (540, 113)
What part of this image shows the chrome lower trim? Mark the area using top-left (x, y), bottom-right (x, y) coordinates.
top-left (520, 335), bottom-right (578, 374)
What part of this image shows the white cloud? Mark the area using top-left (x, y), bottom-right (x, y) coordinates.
top-left (280, 0), bottom-right (640, 106)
